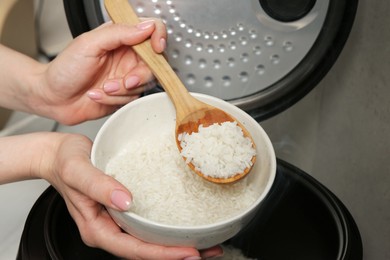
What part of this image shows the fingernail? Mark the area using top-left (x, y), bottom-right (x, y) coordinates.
top-left (111, 190), bottom-right (132, 211)
top-left (160, 38), bottom-right (167, 52)
top-left (125, 76), bottom-right (141, 89)
top-left (87, 90), bottom-right (102, 100)
top-left (183, 257), bottom-right (202, 260)
top-left (103, 81), bottom-right (120, 93)
top-left (137, 20), bottom-right (155, 30)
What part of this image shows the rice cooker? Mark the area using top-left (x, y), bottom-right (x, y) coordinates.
top-left (63, 0), bottom-right (358, 120)
top-left (17, 1), bottom-right (362, 259)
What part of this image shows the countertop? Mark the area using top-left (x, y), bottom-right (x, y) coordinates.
top-left (0, 180), bottom-right (49, 259)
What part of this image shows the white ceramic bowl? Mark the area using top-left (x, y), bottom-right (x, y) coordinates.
top-left (91, 92), bottom-right (276, 249)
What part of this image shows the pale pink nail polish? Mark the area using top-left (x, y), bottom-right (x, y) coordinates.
top-left (87, 90), bottom-right (102, 100)
top-left (137, 20), bottom-right (155, 30)
top-left (111, 190), bottom-right (132, 211)
top-left (103, 81), bottom-right (120, 93)
top-left (125, 76), bottom-right (141, 89)
top-left (160, 38), bottom-right (167, 52)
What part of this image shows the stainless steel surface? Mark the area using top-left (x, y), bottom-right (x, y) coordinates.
top-left (98, 0), bottom-right (328, 105)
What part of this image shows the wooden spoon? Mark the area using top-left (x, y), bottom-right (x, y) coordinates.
top-left (104, 0), bottom-right (256, 184)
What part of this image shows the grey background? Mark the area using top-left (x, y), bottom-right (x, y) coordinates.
top-left (261, 1), bottom-right (390, 259)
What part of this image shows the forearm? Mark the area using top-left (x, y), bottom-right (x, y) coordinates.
top-left (0, 132), bottom-right (60, 184)
top-left (0, 44), bottom-right (47, 114)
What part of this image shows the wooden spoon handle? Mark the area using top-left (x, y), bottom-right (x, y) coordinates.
top-left (104, 0), bottom-right (199, 115)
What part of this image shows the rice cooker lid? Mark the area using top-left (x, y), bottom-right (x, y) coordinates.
top-left (63, 0), bottom-right (358, 120)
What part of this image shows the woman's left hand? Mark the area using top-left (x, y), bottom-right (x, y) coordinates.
top-left (42, 133), bottom-right (213, 260)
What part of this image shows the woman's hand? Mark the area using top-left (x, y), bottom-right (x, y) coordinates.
top-left (40, 133), bottom-right (222, 260)
top-left (37, 20), bottom-right (166, 125)
top-left (0, 131), bottom-right (223, 259)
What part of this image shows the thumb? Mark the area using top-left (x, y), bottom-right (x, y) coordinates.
top-left (49, 134), bottom-right (132, 212)
top-left (54, 134), bottom-right (132, 211)
top-left (74, 161), bottom-right (133, 211)
top-left (59, 140), bottom-right (132, 211)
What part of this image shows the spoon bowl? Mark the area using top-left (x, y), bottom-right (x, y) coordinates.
top-left (105, 0), bottom-right (256, 183)
top-left (176, 105), bottom-right (256, 183)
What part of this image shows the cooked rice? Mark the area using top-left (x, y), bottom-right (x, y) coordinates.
top-left (178, 121), bottom-right (256, 179)
top-left (105, 130), bottom-right (258, 226)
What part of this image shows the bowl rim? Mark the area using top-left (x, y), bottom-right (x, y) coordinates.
top-left (92, 92), bottom-right (277, 230)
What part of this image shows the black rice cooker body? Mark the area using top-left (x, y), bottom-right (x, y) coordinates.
top-left (17, 160), bottom-right (362, 260)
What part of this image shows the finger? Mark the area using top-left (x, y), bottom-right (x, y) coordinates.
top-left (123, 61), bottom-right (155, 90)
top-left (75, 22), bottom-right (157, 57)
top-left (127, 81), bottom-right (157, 95)
top-left (140, 18), bottom-right (167, 53)
top-left (88, 89), bottom-right (140, 106)
top-left (65, 191), bottom-right (201, 260)
top-left (61, 147), bottom-right (133, 211)
top-left (65, 198), bottom-right (201, 260)
top-left (101, 82), bottom-right (156, 97)
top-left (99, 19), bottom-right (167, 53)
top-left (102, 65), bottom-right (157, 97)
top-left (95, 226), bottom-right (201, 260)
top-left (102, 63), bottom-right (155, 95)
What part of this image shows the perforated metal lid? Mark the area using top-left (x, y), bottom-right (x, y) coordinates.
top-left (99, 0), bottom-right (327, 104)
top-left (64, 0), bottom-right (358, 120)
